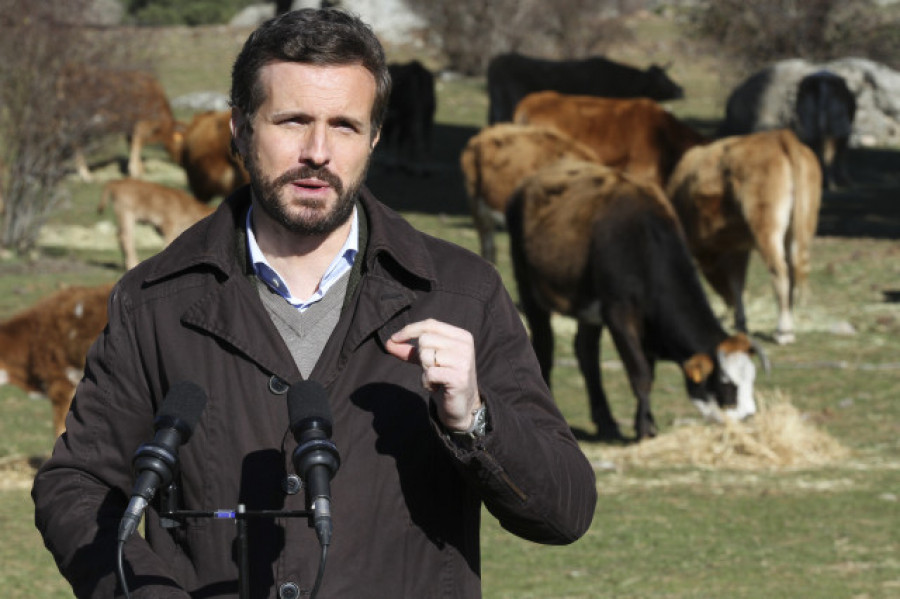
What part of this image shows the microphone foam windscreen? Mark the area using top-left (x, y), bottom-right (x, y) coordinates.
top-left (287, 380), bottom-right (332, 428)
top-left (158, 381), bottom-right (208, 436)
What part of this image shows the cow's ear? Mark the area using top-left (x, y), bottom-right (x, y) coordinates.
top-left (682, 354), bottom-right (714, 384)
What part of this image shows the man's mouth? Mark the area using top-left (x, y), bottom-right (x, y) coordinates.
top-left (293, 178), bottom-right (330, 191)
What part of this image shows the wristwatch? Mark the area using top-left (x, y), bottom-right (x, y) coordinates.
top-left (451, 404), bottom-right (489, 441)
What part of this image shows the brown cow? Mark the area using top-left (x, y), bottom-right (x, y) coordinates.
top-left (665, 129), bottom-right (823, 344)
top-left (178, 110), bottom-right (249, 202)
top-left (513, 91), bottom-right (707, 188)
top-left (59, 66), bottom-right (181, 180)
top-left (98, 179), bottom-right (216, 270)
top-left (0, 284), bottom-right (113, 438)
top-left (506, 159), bottom-right (760, 440)
top-left (459, 123), bottom-right (600, 263)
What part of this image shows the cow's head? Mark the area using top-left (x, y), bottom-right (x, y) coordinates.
top-left (644, 63), bottom-right (684, 101)
top-left (681, 333), bottom-right (763, 422)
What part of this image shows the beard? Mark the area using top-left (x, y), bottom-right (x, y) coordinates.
top-left (246, 153), bottom-right (368, 236)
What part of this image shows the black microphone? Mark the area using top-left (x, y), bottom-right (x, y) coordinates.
top-left (287, 380), bottom-right (340, 547)
top-left (118, 381), bottom-right (207, 543)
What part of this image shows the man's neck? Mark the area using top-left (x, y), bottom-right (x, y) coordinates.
top-left (250, 204), bottom-right (353, 300)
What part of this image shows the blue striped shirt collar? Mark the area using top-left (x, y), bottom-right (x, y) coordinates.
top-left (246, 204), bottom-right (358, 311)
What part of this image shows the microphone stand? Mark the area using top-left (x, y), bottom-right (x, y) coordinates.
top-left (160, 504), bottom-right (313, 599)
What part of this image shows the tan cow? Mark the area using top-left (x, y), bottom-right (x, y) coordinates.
top-left (513, 91), bottom-right (707, 189)
top-left (59, 66), bottom-right (182, 180)
top-left (459, 123), bottom-right (600, 263)
top-left (0, 283), bottom-right (113, 438)
top-left (98, 179), bottom-right (216, 270)
top-left (665, 129), bottom-right (823, 344)
top-left (179, 110), bottom-right (249, 202)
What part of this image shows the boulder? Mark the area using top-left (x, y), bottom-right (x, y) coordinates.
top-left (720, 57), bottom-right (900, 147)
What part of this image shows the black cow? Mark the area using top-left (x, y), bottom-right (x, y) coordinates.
top-left (486, 52), bottom-right (684, 124)
top-left (506, 159), bottom-right (760, 440)
top-left (794, 70), bottom-right (856, 190)
top-left (379, 60), bottom-right (436, 173)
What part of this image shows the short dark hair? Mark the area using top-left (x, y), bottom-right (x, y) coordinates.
top-left (230, 8), bottom-right (391, 136)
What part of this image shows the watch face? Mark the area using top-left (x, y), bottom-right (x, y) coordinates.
top-left (471, 405), bottom-right (488, 437)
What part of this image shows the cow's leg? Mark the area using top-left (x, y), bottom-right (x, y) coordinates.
top-left (832, 135), bottom-right (853, 188)
top-left (473, 199), bottom-right (497, 264)
top-left (74, 148), bottom-right (93, 182)
top-left (46, 380), bottom-right (75, 438)
top-left (117, 211), bottom-right (138, 270)
top-left (524, 301), bottom-right (554, 387)
top-left (128, 121), bottom-right (149, 178)
top-left (725, 251), bottom-right (752, 333)
top-left (705, 251), bottom-right (751, 333)
top-left (574, 321), bottom-right (622, 440)
top-left (757, 232), bottom-right (795, 344)
top-left (605, 310), bottom-right (656, 440)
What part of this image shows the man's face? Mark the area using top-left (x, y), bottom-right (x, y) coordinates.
top-left (233, 61), bottom-right (379, 236)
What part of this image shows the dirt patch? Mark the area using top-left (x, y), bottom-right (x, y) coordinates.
top-left (0, 455), bottom-right (44, 491)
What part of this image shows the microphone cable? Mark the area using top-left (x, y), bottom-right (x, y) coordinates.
top-left (309, 542), bottom-right (328, 599)
top-left (117, 539), bottom-right (132, 599)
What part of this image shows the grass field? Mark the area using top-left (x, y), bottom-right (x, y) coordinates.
top-left (1, 11), bottom-right (899, 599)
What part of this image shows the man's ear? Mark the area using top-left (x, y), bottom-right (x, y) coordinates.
top-left (370, 127), bottom-right (381, 150)
top-left (231, 108), bottom-right (249, 158)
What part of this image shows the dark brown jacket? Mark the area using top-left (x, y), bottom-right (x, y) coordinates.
top-left (33, 186), bottom-right (596, 598)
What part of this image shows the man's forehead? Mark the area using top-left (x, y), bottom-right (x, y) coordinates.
top-left (259, 60), bottom-right (375, 89)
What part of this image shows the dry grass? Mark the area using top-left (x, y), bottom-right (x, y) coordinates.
top-left (584, 390), bottom-right (851, 471)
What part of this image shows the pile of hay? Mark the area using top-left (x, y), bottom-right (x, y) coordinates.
top-left (588, 391), bottom-right (850, 470)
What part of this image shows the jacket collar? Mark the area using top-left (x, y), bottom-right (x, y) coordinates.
top-left (142, 184), bottom-right (438, 290)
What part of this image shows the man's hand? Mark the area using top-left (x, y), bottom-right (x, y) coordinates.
top-left (385, 319), bottom-right (482, 431)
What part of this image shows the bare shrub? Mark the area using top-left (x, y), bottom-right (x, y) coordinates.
top-left (0, 0), bottom-right (141, 253)
top-left (404, 0), bottom-right (647, 75)
top-left (689, 0), bottom-right (900, 74)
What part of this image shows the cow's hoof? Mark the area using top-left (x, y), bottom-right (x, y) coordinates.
top-left (594, 425), bottom-right (626, 442)
top-left (774, 330), bottom-right (795, 345)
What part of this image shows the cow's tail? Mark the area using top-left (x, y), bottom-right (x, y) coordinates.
top-left (783, 130), bottom-right (823, 303)
top-left (97, 183), bottom-right (113, 214)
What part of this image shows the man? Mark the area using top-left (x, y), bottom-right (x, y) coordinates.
top-left (33, 8), bottom-right (597, 598)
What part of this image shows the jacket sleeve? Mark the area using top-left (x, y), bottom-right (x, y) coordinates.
top-left (31, 284), bottom-right (191, 599)
top-left (436, 269), bottom-right (597, 545)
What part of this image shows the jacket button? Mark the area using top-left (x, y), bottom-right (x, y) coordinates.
top-left (279, 582), bottom-right (300, 599)
top-left (282, 474), bottom-right (302, 495)
top-left (268, 375), bottom-right (289, 395)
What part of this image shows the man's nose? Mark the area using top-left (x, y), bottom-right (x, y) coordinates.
top-left (300, 125), bottom-right (331, 167)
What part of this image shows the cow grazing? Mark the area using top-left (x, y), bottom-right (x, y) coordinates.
top-left (513, 91), bottom-right (707, 188)
top-left (506, 159), bottom-right (760, 440)
top-left (486, 52), bottom-right (684, 124)
top-left (794, 71), bottom-right (856, 190)
top-left (179, 110), bottom-right (249, 202)
top-left (98, 179), bottom-right (216, 270)
top-left (459, 123), bottom-right (600, 263)
top-left (665, 129), bottom-right (822, 345)
top-left (380, 60), bottom-right (436, 172)
top-left (59, 66), bottom-right (181, 180)
top-left (0, 284), bottom-right (113, 438)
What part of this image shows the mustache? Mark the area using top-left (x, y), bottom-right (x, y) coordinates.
top-left (272, 165), bottom-right (343, 194)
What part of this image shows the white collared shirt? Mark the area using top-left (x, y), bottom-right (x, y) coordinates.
top-left (246, 205), bottom-right (358, 312)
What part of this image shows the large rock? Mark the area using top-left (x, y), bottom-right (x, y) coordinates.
top-left (229, 1), bottom-right (425, 45)
top-left (720, 57), bottom-right (900, 147)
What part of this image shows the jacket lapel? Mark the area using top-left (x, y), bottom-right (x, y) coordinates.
top-left (181, 275), bottom-right (300, 383)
